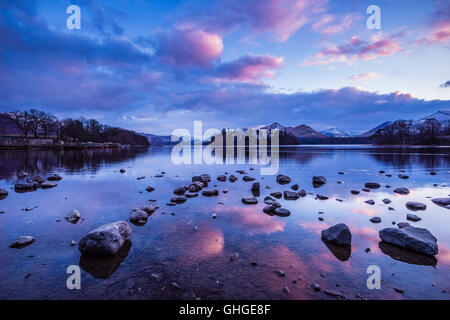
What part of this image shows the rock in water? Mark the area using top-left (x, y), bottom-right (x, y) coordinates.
top-left (406, 202), bottom-right (427, 211)
top-left (79, 221), bottom-right (132, 256)
top-left (146, 186), bottom-right (155, 192)
top-left (316, 194), bottom-right (329, 200)
top-left (33, 176), bottom-right (44, 183)
top-left (189, 181), bottom-right (204, 193)
top-left (407, 214), bottom-right (422, 222)
top-left (350, 190), bottom-right (360, 195)
top-left (40, 182), bottom-right (57, 189)
top-left (383, 199), bottom-right (392, 204)
top-left (171, 196), bottom-right (187, 203)
top-left (0, 188), bottom-right (8, 199)
top-left (48, 174), bottom-right (63, 181)
top-left (251, 182), bottom-right (260, 193)
top-left (321, 224), bottom-right (352, 246)
top-left (276, 174), bottom-right (291, 185)
top-left (370, 217), bottom-right (382, 223)
top-left (398, 174), bottom-right (409, 179)
top-left (202, 189), bottom-right (219, 197)
top-left (274, 208), bottom-right (290, 217)
top-left (242, 197), bottom-right (258, 205)
top-left (284, 191), bottom-right (300, 200)
top-left (65, 209), bottom-right (81, 224)
top-left (394, 187), bottom-right (410, 195)
top-left (364, 182), bottom-right (381, 189)
top-left (140, 205), bottom-right (156, 215)
top-left (243, 176), bottom-right (255, 182)
top-left (217, 175), bottom-right (227, 182)
top-left (270, 191), bottom-right (282, 199)
top-left (130, 209), bottom-right (148, 225)
top-left (313, 176), bottom-right (327, 187)
top-left (9, 236), bottom-right (35, 249)
top-left (365, 200), bottom-right (375, 205)
top-left (229, 175), bottom-right (238, 182)
top-left (173, 187), bottom-right (186, 195)
top-left (379, 226), bottom-right (438, 256)
top-left (14, 182), bottom-right (38, 190)
top-left (431, 198), bottom-right (450, 209)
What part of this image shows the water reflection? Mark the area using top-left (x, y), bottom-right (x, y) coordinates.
top-left (321, 239), bottom-right (351, 262)
top-left (0, 148), bottom-right (148, 180)
top-left (80, 240), bottom-right (132, 279)
top-left (378, 241), bottom-right (438, 267)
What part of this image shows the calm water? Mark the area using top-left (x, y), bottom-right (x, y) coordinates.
top-left (0, 146), bottom-right (449, 300)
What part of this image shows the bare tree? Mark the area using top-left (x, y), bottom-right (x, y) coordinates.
top-left (5, 111), bottom-right (33, 138)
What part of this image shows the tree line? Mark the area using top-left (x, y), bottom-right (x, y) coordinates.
top-left (371, 119), bottom-right (450, 145)
top-left (2, 109), bottom-right (149, 146)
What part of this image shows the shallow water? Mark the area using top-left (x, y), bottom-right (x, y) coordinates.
top-left (0, 146), bottom-right (449, 300)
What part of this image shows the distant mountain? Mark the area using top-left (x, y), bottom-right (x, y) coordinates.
top-left (286, 124), bottom-right (328, 139)
top-left (260, 122), bottom-right (326, 139)
top-left (359, 121), bottom-right (393, 138)
top-left (359, 110), bottom-right (450, 138)
top-left (320, 126), bottom-right (353, 138)
top-left (418, 110), bottom-right (450, 123)
top-left (143, 133), bottom-right (180, 146)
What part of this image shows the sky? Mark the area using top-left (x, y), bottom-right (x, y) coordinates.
top-left (0, 0), bottom-right (449, 134)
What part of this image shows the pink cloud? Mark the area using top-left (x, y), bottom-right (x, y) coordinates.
top-left (181, 0), bottom-right (329, 42)
top-left (417, 22), bottom-right (450, 45)
top-left (215, 54), bottom-right (284, 82)
top-left (157, 25), bottom-right (223, 67)
top-left (312, 12), bottom-right (361, 35)
top-left (350, 73), bottom-right (383, 81)
top-left (302, 35), bottom-right (402, 66)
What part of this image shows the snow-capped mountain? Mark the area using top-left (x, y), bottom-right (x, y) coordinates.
top-left (320, 126), bottom-right (353, 138)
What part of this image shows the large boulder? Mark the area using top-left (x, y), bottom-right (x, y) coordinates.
top-left (379, 226), bottom-right (438, 256)
top-left (78, 221), bottom-right (132, 256)
top-left (406, 202), bottom-right (427, 211)
top-left (431, 198), bottom-right (450, 209)
top-left (321, 224), bottom-right (352, 246)
top-left (276, 175), bottom-right (291, 185)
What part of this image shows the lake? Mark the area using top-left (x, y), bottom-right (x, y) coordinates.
top-left (0, 145), bottom-right (449, 300)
